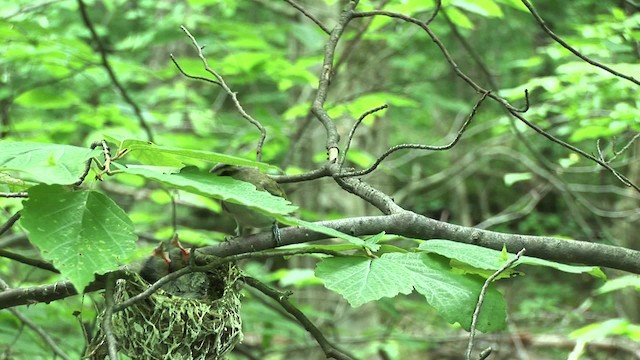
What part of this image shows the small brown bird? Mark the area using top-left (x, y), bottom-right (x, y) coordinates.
top-left (210, 164), bottom-right (287, 244)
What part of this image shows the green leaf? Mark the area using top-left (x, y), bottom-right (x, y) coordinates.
top-left (316, 253), bottom-right (506, 332)
top-left (570, 318), bottom-right (640, 342)
top-left (20, 185), bottom-right (137, 291)
top-left (110, 138), bottom-right (275, 170)
top-left (0, 141), bottom-right (101, 185)
top-left (419, 240), bottom-right (606, 278)
top-left (283, 218), bottom-right (376, 250)
top-left (595, 275), bottom-right (640, 295)
top-left (121, 166), bottom-right (297, 216)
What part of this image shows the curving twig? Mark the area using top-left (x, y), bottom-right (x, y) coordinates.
top-left (244, 277), bottom-right (356, 360)
top-left (340, 104), bottom-right (388, 171)
top-left (284, 0), bottom-right (331, 34)
top-left (338, 91), bottom-right (489, 177)
top-left (466, 248), bottom-right (526, 360)
top-left (521, 0), bottom-right (640, 87)
top-left (351, 9), bottom-right (640, 193)
top-left (76, 0), bottom-right (154, 142)
top-left (174, 26), bottom-right (267, 162)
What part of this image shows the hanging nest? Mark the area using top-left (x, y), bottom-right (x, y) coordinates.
top-left (90, 264), bottom-right (243, 360)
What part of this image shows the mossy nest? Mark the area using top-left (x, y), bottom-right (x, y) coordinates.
top-left (93, 264), bottom-right (243, 360)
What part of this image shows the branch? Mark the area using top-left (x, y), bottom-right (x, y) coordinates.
top-left (76, 0), bottom-right (154, 142)
top-left (3, 212), bottom-right (640, 309)
top-left (351, 9), bottom-right (640, 193)
top-left (0, 278), bottom-right (71, 360)
top-left (174, 26), bottom-right (267, 162)
top-left (0, 212), bottom-right (21, 236)
top-left (338, 91), bottom-right (488, 177)
top-left (311, 0), bottom-right (360, 163)
top-left (466, 248), bottom-right (525, 360)
top-left (521, 0), bottom-right (640, 87)
top-left (0, 249), bottom-right (59, 273)
top-left (244, 277), bottom-right (355, 360)
top-left (284, 0), bottom-right (331, 34)
top-left (340, 104), bottom-right (389, 171)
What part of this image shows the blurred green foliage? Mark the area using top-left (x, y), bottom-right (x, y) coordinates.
top-left (1, 0), bottom-right (639, 359)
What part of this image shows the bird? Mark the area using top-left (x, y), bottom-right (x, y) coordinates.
top-left (210, 164), bottom-right (287, 245)
top-left (140, 235), bottom-right (190, 284)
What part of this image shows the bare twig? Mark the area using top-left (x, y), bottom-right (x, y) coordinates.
top-left (175, 26), bottom-right (267, 162)
top-left (284, 0), bottom-right (331, 34)
top-left (169, 55), bottom-right (221, 86)
top-left (76, 0), bottom-right (154, 142)
top-left (340, 104), bottom-right (388, 171)
top-left (466, 248), bottom-right (526, 360)
top-left (424, 0), bottom-right (442, 25)
top-left (352, 9), bottom-right (640, 192)
top-left (0, 278), bottom-right (71, 360)
top-left (0, 192), bottom-right (28, 198)
top-left (0, 212), bottom-right (21, 236)
top-left (0, 249), bottom-right (59, 273)
top-left (311, 1), bottom-right (360, 163)
top-left (610, 132), bottom-right (640, 162)
top-left (521, 0), bottom-right (640, 87)
top-left (244, 277), bottom-right (356, 360)
top-left (272, 165), bottom-right (331, 184)
top-left (338, 91), bottom-right (489, 177)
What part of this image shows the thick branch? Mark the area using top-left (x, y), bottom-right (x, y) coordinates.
top-left (3, 211), bottom-right (638, 309)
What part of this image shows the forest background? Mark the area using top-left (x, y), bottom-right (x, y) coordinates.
top-left (0, 0), bottom-right (639, 359)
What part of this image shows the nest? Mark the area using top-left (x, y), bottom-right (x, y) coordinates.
top-left (90, 264), bottom-right (243, 360)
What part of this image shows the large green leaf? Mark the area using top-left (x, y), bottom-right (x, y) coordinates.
top-left (20, 185), bottom-right (137, 291)
top-left (107, 137), bottom-right (274, 170)
top-left (0, 141), bottom-right (101, 185)
top-left (121, 166), bottom-right (373, 248)
top-left (316, 253), bottom-right (506, 332)
top-left (419, 240), bottom-right (606, 278)
top-left (121, 166), bottom-right (297, 216)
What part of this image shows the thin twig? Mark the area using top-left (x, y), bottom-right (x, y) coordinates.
top-left (176, 26), bottom-right (267, 162)
top-left (352, 9), bottom-right (640, 192)
top-left (610, 132), bottom-right (640, 162)
top-left (339, 91), bottom-right (489, 177)
top-left (340, 104), bottom-right (388, 171)
top-left (0, 278), bottom-right (71, 360)
top-left (466, 248), bottom-right (526, 360)
top-left (244, 277), bottom-right (356, 360)
top-left (521, 0), bottom-right (640, 87)
top-left (424, 0), bottom-right (441, 25)
top-left (169, 55), bottom-right (221, 86)
top-left (0, 249), bottom-right (59, 273)
top-left (76, 0), bottom-right (154, 142)
top-left (0, 192), bottom-right (28, 198)
top-left (0, 212), bottom-right (21, 236)
top-left (284, 0), bottom-right (331, 34)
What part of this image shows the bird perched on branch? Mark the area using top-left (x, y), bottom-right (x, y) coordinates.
top-left (210, 164), bottom-right (287, 245)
